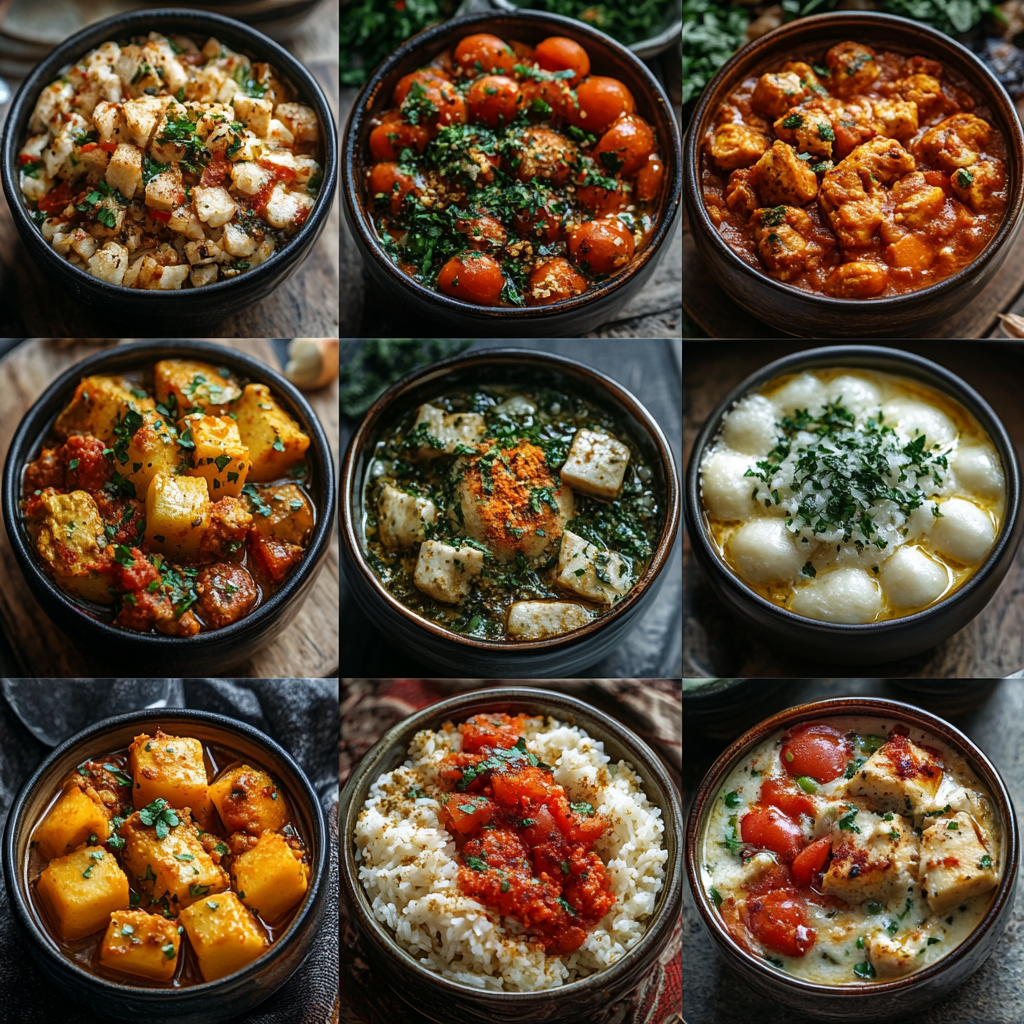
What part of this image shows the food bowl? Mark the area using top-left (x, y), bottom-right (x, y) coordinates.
top-left (683, 11), bottom-right (1024, 339)
top-left (1, 707), bottom-right (328, 1024)
top-left (339, 685), bottom-right (682, 1024)
top-left (684, 345), bottom-right (1022, 664)
top-left (0, 8), bottom-right (338, 330)
top-left (685, 695), bottom-right (1020, 1021)
top-left (342, 9), bottom-right (682, 337)
top-left (340, 347), bottom-right (680, 676)
top-left (1, 339), bottom-right (337, 675)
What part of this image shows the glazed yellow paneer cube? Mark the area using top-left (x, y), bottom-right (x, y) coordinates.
top-left (33, 783), bottom-right (111, 861)
top-left (233, 384), bottom-right (309, 482)
top-left (120, 810), bottom-right (228, 910)
top-left (53, 375), bottom-right (156, 442)
top-left (184, 414), bottom-right (250, 499)
top-left (154, 360), bottom-right (242, 417)
top-left (231, 831), bottom-right (308, 922)
top-left (124, 416), bottom-right (182, 499)
top-left (129, 730), bottom-right (212, 825)
top-left (248, 484), bottom-right (313, 546)
top-left (99, 909), bottom-right (181, 982)
top-left (209, 765), bottom-right (289, 835)
top-left (145, 472), bottom-right (211, 561)
top-left (34, 490), bottom-right (116, 604)
top-left (179, 891), bottom-right (268, 982)
top-left (36, 847), bottom-right (129, 941)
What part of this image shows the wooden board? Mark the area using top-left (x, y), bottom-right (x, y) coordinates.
top-left (683, 340), bottom-right (1024, 678)
top-left (0, 339), bottom-right (339, 678)
top-left (0, 4), bottom-right (339, 337)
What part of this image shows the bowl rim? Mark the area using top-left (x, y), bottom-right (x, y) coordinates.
top-left (339, 684), bottom-right (683, 999)
top-left (1, 705), bottom-right (329, 1000)
top-left (684, 694), bottom-right (1021, 997)
top-left (0, 6), bottom-right (339, 303)
top-left (342, 7), bottom-right (682, 320)
top-left (0, 338), bottom-right (338, 651)
top-left (683, 9), bottom-right (1024, 314)
top-left (340, 345), bottom-right (681, 652)
top-left (683, 343), bottom-right (1023, 636)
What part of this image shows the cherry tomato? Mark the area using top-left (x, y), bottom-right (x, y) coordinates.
top-left (577, 179), bottom-right (632, 215)
top-left (567, 216), bottom-right (634, 276)
top-left (743, 861), bottom-right (794, 897)
top-left (510, 127), bottom-right (577, 186)
top-left (437, 252), bottom-right (505, 305)
top-left (454, 33), bottom-right (517, 76)
top-left (467, 74), bottom-right (522, 128)
top-left (455, 214), bottom-right (508, 251)
top-left (634, 152), bottom-right (664, 202)
top-left (745, 889), bottom-right (816, 957)
top-left (368, 162), bottom-right (416, 213)
top-left (568, 76), bottom-right (635, 135)
top-left (780, 724), bottom-right (852, 784)
top-left (514, 201), bottom-right (564, 242)
top-left (533, 36), bottom-right (591, 87)
top-left (592, 114), bottom-right (655, 176)
top-left (525, 257), bottom-right (587, 306)
top-left (520, 76), bottom-right (574, 121)
top-left (791, 836), bottom-right (832, 888)
top-left (369, 113), bottom-right (430, 161)
top-left (759, 777), bottom-right (816, 820)
top-left (739, 806), bottom-right (805, 863)
top-left (393, 68), bottom-right (451, 106)
top-left (396, 70), bottom-right (466, 131)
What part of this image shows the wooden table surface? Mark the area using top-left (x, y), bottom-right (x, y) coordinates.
top-left (0, 338), bottom-right (339, 678)
top-left (683, 340), bottom-right (1024, 679)
top-left (0, 3), bottom-right (339, 337)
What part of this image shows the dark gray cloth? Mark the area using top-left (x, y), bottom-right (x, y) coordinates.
top-left (0, 678), bottom-right (339, 1024)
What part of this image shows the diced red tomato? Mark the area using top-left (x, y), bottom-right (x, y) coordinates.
top-left (759, 777), bottom-right (816, 819)
top-left (550, 794), bottom-right (608, 843)
top-left (37, 181), bottom-right (74, 215)
top-left (745, 889), bottom-right (816, 957)
top-left (740, 806), bottom-right (805, 863)
top-left (18, 153), bottom-right (38, 165)
top-left (149, 209), bottom-right (172, 223)
top-left (791, 836), bottom-right (832, 888)
top-left (460, 713), bottom-right (523, 753)
top-left (439, 796), bottom-right (492, 835)
top-left (779, 723), bottom-right (852, 783)
top-left (79, 142), bottom-right (98, 153)
top-left (742, 861), bottom-right (794, 898)
top-left (99, 142), bottom-right (118, 153)
top-left (490, 767), bottom-right (556, 808)
top-left (201, 152), bottom-right (231, 188)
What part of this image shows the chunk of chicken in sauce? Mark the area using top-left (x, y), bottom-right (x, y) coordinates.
top-left (753, 140), bottom-right (820, 206)
top-left (751, 206), bottom-right (826, 280)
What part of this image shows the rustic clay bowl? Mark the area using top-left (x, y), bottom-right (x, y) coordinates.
top-left (686, 696), bottom-right (1020, 1021)
top-left (684, 11), bottom-right (1024, 339)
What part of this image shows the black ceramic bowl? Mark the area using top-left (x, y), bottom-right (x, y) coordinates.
top-left (685, 696), bottom-right (1020, 1021)
top-left (684, 11), bottom-right (1024, 339)
top-left (340, 347), bottom-right (681, 675)
top-left (0, 8), bottom-right (338, 331)
top-left (340, 686), bottom-right (682, 1024)
top-left (342, 10), bottom-right (682, 337)
top-left (1, 339), bottom-right (337, 675)
top-left (1, 707), bottom-right (328, 1024)
top-left (684, 345), bottom-right (1023, 664)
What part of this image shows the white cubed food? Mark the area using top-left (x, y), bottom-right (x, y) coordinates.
top-left (725, 518), bottom-right (808, 585)
top-left (378, 484), bottom-right (437, 549)
top-left (868, 934), bottom-right (917, 978)
top-left (929, 498), bottom-right (995, 565)
top-left (231, 161), bottom-right (272, 196)
top-left (145, 168), bottom-right (183, 212)
top-left (506, 601), bottom-right (591, 639)
top-left (953, 443), bottom-right (1004, 500)
top-left (560, 429), bottom-right (631, 500)
top-left (413, 541), bottom-right (483, 604)
top-left (233, 94), bottom-right (273, 136)
top-left (410, 404), bottom-right (485, 457)
top-left (880, 397), bottom-right (957, 448)
top-left (720, 394), bottom-right (778, 456)
top-left (846, 734), bottom-right (943, 816)
top-left (555, 530), bottom-right (631, 605)
top-left (105, 142), bottom-right (142, 199)
top-left (919, 812), bottom-right (998, 915)
top-left (275, 102), bottom-right (319, 143)
top-left (86, 242), bottom-right (129, 285)
top-left (879, 545), bottom-right (948, 610)
top-left (788, 567), bottom-right (882, 624)
top-left (222, 222), bottom-right (256, 257)
top-left (262, 185), bottom-right (311, 230)
top-left (193, 186), bottom-right (237, 228)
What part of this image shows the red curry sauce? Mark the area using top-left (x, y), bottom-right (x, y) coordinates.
top-left (437, 713), bottom-right (616, 955)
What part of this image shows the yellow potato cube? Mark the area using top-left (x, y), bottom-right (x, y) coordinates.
top-left (184, 414), bottom-right (250, 499)
top-left (120, 810), bottom-right (228, 910)
top-left (145, 473), bottom-right (211, 561)
top-left (33, 783), bottom-right (111, 861)
top-left (209, 766), bottom-right (289, 835)
top-left (248, 484), bottom-right (313, 546)
top-left (36, 847), bottom-right (129, 941)
top-left (53, 375), bottom-right (155, 442)
top-left (34, 490), bottom-right (115, 604)
top-left (124, 417), bottom-right (182, 500)
top-left (233, 384), bottom-right (309, 482)
top-left (154, 360), bottom-right (242, 418)
top-left (231, 831), bottom-right (308, 922)
top-left (179, 891), bottom-right (268, 982)
top-left (129, 730), bottom-right (212, 825)
top-left (99, 909), bottom-right (181, 982)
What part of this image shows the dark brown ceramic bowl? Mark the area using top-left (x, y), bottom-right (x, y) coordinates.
top-left (340, 347), bottom-right (681, 676)
top-left (684, 11), bottom-right (1024, 339)
top-left (685, 696), bottom-right (1020, 1022)
top-left (342, 10), bottom-right (682, 337)
top-left (340, 686), bottom-right (682, 1024)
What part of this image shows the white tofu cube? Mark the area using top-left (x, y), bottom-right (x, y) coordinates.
top-left (86, 242), bottom-right (129, 285)
top-left (190, 264), bottom-right (219, 288)
top-left (559, 429), bottom-right (631, 499)
top-left (847, 734), bottom-right (943, 817)
top-left (70, 230), bottom-right (97, 260)
top-left (265, 118), bottom-right (294, 147)
top-left (506, 600), bottom-right (591, 639)
top-left (410, 404), bottom-right (485, 458)
top-left (105, 142), bottom-right (142, 199)
top-left (123, 96), bottom-right (167, 147)
top-left (230, 161), bottom-right (271, 196)
top-left (867, 934), bottom-right (916, 977)
top-left (555, 530), bottom-right (631, 605)
top-left (222, 222), bottom-right (256, 257)
top-left (413, 541), bottom-right (483, 604)
top-left (262, 184), bottom-right (313, 230)
top-left (193, 185), bottom-right (237, 228)
top-left (274, 102), bottom-right (319, 143)
top-left (233, 94), bottom-right (273, 137)
top-left (92, 100), bottom-right (125, 144)
top-left (378, 484), bottom-right (437, 549)
top-left (920, 812), bottom-right (998, 915)
top-left (168, 205), bottom-right (206, 242)
top-left (145, 167), bottom-right (184, 212)
top-left (153, 264), bottom-right (190, 290)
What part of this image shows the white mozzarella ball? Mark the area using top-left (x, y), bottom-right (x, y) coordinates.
top-left (788, 568), bottom-right (883, 624)
top-left (825, 374), bottom-right (882, 419)
top-left (905, 501), bottom-right (939, 541)
top-left (700, 449), bottom-right (758, 520)
top-left (770, 372), bottom-right (827, 419)
top-left (953, 443), bottom-right (1004, 500)
top-left (880, 397), bottom-right (957, 448)
top-left (879, 546), bottom-right (949, 610)
top-left (725, 518), bottom-right (807, 585)
top-left (929, 498), bottom-right (996, 565)
top-left (721, 394), bottom-right (778, 456)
